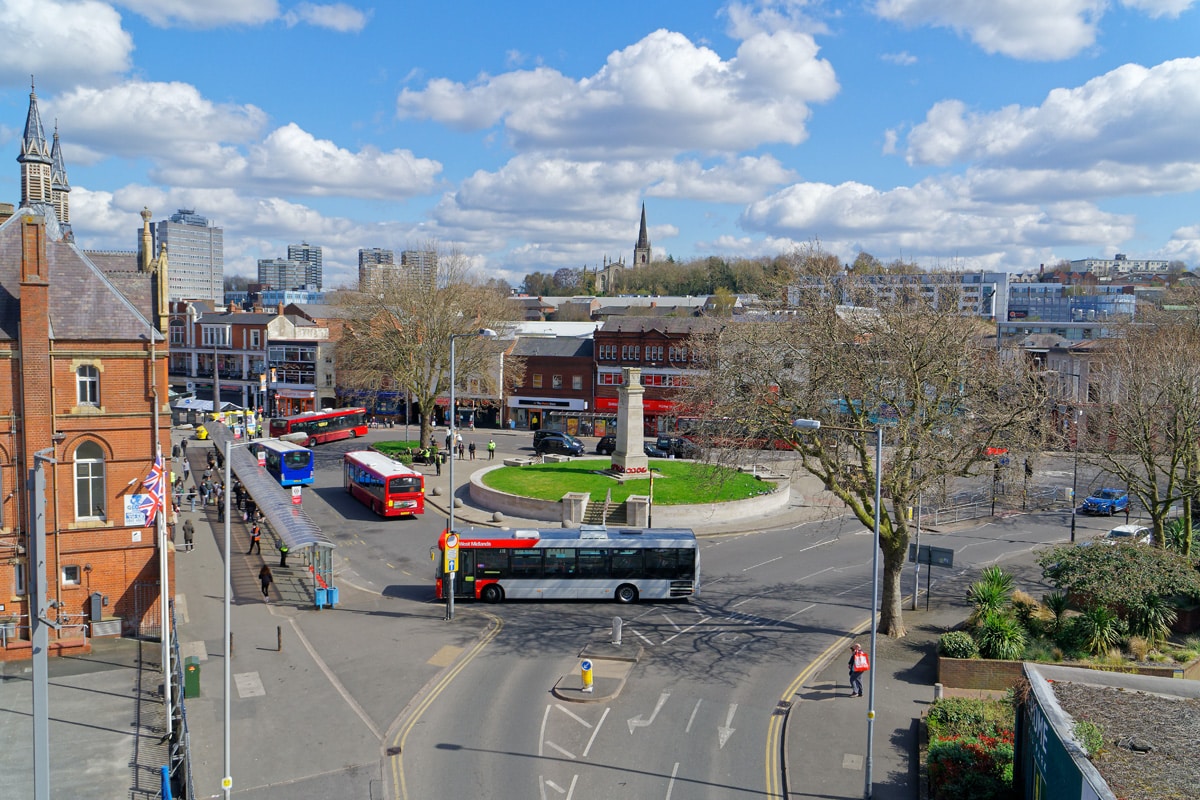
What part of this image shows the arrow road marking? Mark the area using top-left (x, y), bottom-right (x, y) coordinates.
top-left (628, 692), bottom-right (670, 734)
top-left (718, 703), bottom-right (738, 749)
top-left (540, 775), bottom-right (578, 799)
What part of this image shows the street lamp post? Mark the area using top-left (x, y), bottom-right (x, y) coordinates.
top-left (446, 328), bottom-right (498, 621)
top-left (222, 439), bottom-right (232, 799)
top-left (1069, 410), bottom-right (1082, 544)
top-left (793, 418), bottom-right (883, 799)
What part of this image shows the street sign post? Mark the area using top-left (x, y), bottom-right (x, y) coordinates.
top-left (907, 544), bottom-right (954, 611)
top-left (444, 533), bottom-right (459, 620)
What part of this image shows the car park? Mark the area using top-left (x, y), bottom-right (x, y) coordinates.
top-left (1078, 488), bottom-right (1129, 515)
top-left (534, 431), bottom-right (585, 456)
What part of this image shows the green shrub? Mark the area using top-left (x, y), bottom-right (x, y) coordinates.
top-left (927, 697), bottom-right (1014, 740)
top-left (939, 630), bottom-right (980, 659)
top-left (976, 612), bottom-right (1027, 661)
top-left (927, 697), bottom-right (1015, 800)
top-left (1126, 595), bottom-right (1178, 643)
top-left (979, 565), bottom-right (1015, 594)
top-left (967, 582), bottom-right (1009, 626)
top-left (1042, 591), bottom-right (1071, 634)
top-left (1072, 720), bottom-right (1104, 759)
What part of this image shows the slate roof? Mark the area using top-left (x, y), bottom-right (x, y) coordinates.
top-left (598, 316), bottom-right (721, 335)
top-left (512, 336), bottom-right (594, 359)
top-left (0, 208), bottom-right (162, 342)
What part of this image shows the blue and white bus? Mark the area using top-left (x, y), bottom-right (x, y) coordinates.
top-left (253, 440), bottom-right (315, 486)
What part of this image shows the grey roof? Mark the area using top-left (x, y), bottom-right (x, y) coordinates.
top-left (0, 208), bottom-right (162, 342)
top-left (512, 336), bottom-right (594, 358)
top-left (198, 311), bottom-right (279, 325)
top-left (287, 303), bottom-right (358, 319)
top-left (598, 316), bottom-right (721, 335)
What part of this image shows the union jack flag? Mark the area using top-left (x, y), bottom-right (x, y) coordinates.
top-left (139, 452), bottom-right (165, 524)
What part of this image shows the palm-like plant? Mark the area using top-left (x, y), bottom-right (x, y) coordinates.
top-left (976, 612), bottom-right (1027, 661)
top-left (1043, 591), bottom-right (1071, 634)
top-left (968, 582), bottom-right (1008, 626)
top-left (1078, 606), bottom-right (1124, 656)
top-left (1127, 595), bottom-right (1178, 643)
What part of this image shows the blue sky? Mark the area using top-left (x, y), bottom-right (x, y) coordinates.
top-left (2, 0), bottom-right (1198, 289)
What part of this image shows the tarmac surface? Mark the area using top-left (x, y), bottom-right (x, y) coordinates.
top-left (0, 425), bottom-right (1049, 799)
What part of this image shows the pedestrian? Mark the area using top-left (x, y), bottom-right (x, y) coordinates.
top-left (435, 453), bottom-right (442, 476)
top-left (258, 565), bottom-right (273, 599)
top-left (182, 518), bottom-right (195, 550)
top-left (430, 433), bottom-right (437, 450)
top-left (217, 500), bottom-right (225, 523)
top-left (172, 443), bottom-right (181, 459)
top-left (187, 487), bottom-right (197, 512)
top-left (487, 439), bottom-right (496, 460)
top-left (445, 431), bottom-right (452, 450)
top-left (456, 434), bottom-right (465, 460)
top-left (279, 542), bottom-right (289, 568)
top-left (182, 459), bottom-right (190, 479)
top-left (247, 523), bottom-right (262, 555)
top-left (469, 441), bottom-right (477, 460)
top-left (848, 643), bottom-right (870, 697)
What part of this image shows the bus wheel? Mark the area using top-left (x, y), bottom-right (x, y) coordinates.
top-left (481, 584), bottom-right (503, 603)
top-left (615, 584), bottom-right (638, 604)
top-left (348, 430), bottom-right (357, 439)
top-left (306, 437), bottom-right (316, 448)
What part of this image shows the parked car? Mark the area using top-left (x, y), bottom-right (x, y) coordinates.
top-left (1102, 524), bottom-right (1151, 544)
top-left (534, 431), bottom-right (585, 456)
top-left (643, 441), bottom-right (669, 458)
top-left (1078, 488), bottom-right (1129, 515)
top-left (655, 435), bottom-right (700, 459)
top-left (596, 434), bottom-right (616, 455)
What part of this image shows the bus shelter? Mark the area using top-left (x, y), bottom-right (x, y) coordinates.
top-left (206, 424), bottom-right (336, 602)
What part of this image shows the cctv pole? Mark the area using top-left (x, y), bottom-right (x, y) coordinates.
top-left (223, 439), bottom-right (232, 797)
top-left (29, 449), bottom-right (57, 800)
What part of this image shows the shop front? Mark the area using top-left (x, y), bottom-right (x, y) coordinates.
top-left (593, 396), bottom-right (679, 435)
top-left (274, 388), bottom-right (316, 417)
top-left (506, 396), bottom-right (589, 433)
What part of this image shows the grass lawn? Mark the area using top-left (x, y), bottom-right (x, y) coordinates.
top-left (480, 459), bottom-right (773, 504)
top-left (374, 440), bottom-right (422, 456)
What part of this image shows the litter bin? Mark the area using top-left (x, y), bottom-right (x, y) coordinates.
top-left (326, 586), bottom-right (339, 607)
top-left (184, 656), bottom-right (201, 698)
top-left (315, 587), bottom-right (327, 609)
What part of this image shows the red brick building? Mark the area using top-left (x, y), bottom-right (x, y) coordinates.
top-left (594, 317), bottom-right (718, 434)
top-left (1, 90), bottom-right (171, 657)
top-left (507, 337), bottom-right (595, 432)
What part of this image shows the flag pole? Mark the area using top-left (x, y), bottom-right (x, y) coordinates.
top-left (156, 445), bottom-right (172, 737)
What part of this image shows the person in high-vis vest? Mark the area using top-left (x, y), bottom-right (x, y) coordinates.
top-left (279, 542), bottom-right (289, 568)
top-left (848, 643), bottom-right (870, 697)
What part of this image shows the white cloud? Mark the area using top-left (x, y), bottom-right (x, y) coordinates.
top-left (0, 0), bottom-right (132, 87)
top-left (398, 28), bottom-right (839, 157)
top-left (282, 2), bottom-right (370, 33)
top-left (722, 0), bottom-right (829, 38)
top-left (1161, 223), bottom-right (1200, 265)
top-left (881, 51), bottom-right (917, 65)
top-left (1119, 0), bottom-right (1196, 18)
top-left (873, 0), bottom-right (1106, 61)
top-left (906, 58), bottom-right (1200, 176)
top-left (54, 80), bottom-right (268, 157)
top-left (114, 0), bottom-right (278, 28)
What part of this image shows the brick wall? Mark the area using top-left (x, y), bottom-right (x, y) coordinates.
top-left (938, 656), bottom-right (1194, 691)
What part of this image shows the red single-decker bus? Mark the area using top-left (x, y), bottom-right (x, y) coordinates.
top-left (343, 450), bottom-right (425, 517)
top-left (269, 407), bottom-right (367, 446)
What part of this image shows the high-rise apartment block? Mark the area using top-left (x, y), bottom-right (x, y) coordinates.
top-left (156, 209), bottom-right (223, 303)
top-left (257, 258), bottom-right (306, 290)
top-left (358, 247), bottom-right (395, 293)
top-left (287, 242), bottom-right (323, 289)
top-left (400, 249), bottom-right (437, 287)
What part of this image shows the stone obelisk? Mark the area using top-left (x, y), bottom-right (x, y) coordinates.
top-left (612, 367), bottom-right (649, 474)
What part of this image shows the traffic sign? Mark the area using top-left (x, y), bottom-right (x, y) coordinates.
top-left (444, 533), bottom-right (460, 573)
top-left (291, 485), bottom-right (302, 506)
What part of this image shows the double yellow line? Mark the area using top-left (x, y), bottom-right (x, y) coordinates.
top-left (763, 620), bottom-right (871, 798)
top-left (388, 612), bottom-right (503, 799)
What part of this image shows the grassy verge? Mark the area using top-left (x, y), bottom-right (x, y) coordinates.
top-left (480, 459), bottom-right (773, 504)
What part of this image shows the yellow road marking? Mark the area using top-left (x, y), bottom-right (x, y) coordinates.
top-left (426, 645), bottom-right (463, 668)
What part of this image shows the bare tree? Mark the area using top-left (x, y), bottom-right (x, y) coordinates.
top-left (1088, 308), bottom-right (1200, 552)
top-left (335, 244), bottom-right (522, 446)
top-left (683, 280), bottom-right (1046, 637)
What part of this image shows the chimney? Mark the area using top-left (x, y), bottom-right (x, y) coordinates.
top-left (0, 202), bottom-right (14, 223)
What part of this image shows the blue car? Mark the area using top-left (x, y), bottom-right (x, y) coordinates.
top-left (1079, 488), bottom-right (1129, 516)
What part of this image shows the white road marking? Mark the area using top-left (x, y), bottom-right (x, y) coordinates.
top-left (538, 705), bottom-right (551, 758)
top-left (731, 596), bottom-right (758, 608)
top-left (836, 578), bottom-right (873, 597)
top-left (544, 740), bottom-right (576, 760)
top-left (718, 704), bottom-right (738, 749)
top-left (582, 708), bottom-right (609, 758)
top-left (628, 692), bottom-right (670, 734)
top-left (661, 616), bottom-right (712, 644)
top-left (771, 603), bottom-right (816, 629)
top-left (555, 704), bottom-right (592, 728)
top-left (743, 556), bottom-right (782, 571)
top-left (662, 614), bottom-right (680, 631)
top-left (684, 699), bottom-right (702, 734)
top-left (664, 762), bottom-right (680, 800)
top-left (630, 628), bottom-right (654, 645)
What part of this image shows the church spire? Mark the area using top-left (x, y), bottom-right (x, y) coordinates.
top-left (51, 120), bottom-right (71, 226)
top-left (18, 77), bottom-right (54, 210)
top-left (634, 203), bottom-right (652, 265)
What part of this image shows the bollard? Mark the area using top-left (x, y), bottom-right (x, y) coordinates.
top-left (580, 659), bottom-right (594, 693)
top-left (933, 683), bottom-right (944, 701)
top-left (611, 616), bottom-right (623, 646)
top-left (277, 626), bottom-right (282, 652)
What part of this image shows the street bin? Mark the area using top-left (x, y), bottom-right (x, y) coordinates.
top-left (184, 656), bottom-right (201, 698)
top-left (326, 586), bottom-right (339, 607)
top-left (315, 587), bottom-right (327, 609)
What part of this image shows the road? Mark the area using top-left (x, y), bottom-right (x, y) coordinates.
top-left (286, 429), bottom-right (1127, 799)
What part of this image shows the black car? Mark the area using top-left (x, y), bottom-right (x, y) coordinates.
top-left (596, 434), bottom-right (616, 455)
top-left (655, 435), bottom-right (700, 459)
top-left (534, 431), bottom-right (585, 456)
top-left (643, 442), bottom-right (669, 458)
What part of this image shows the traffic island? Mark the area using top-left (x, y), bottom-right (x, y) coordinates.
top-left (552, 643), bottom-right (644, 704)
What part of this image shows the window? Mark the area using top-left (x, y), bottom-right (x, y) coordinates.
top-left (201, 326), bottom-right (231, 347)
top-left (74, 441), bottom-right (106, 520)
top-left (62, 565), bottom-right (81, 586)
top-left (250, 330), bottom-right (261, 348)
top-left (621, 345), bottom-right (641, 361)
top-left (646, 346), bottom-right (664, 361)
top-left (599, 373), bottom-right (624, 385)
top-left (572, 375), bottom-right (583, 390)
top-left (13, 562), bottom-right (25, 595)
top-left (532, 374), bottom-right (543, 389)
top-left (552, 375), bottom-right (563, 389)
top-left (169, 322), bottom-right (185, 345)
top-left (669, 346), bottom-right (688, 362)
top-left (599, 344), bottom-right (617, 360)
top-left (76, 365), bottom-right (99, 406)
top-left (510, 549), bottom-right (543, 578)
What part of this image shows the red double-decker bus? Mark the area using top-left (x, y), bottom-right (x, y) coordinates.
top-left (343, 450), bottom-right (425, 517)
top-left (269, 407), bottom-right (367, 446)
